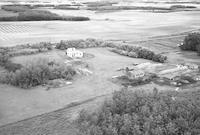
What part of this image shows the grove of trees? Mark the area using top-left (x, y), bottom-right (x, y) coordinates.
top-left (77, 89), bottom-right (200, 135)
top-left (180, 33), bottom-right (200, 55)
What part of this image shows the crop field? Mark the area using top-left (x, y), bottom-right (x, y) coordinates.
top-left (0, 24), bottom-right (35, 41)
top-left (0, 10), bottom-right (200, 46)
top-left (0, 24), bottom-right (43, 42)
top-left (0, 22), bottom-right (53, 45)
top-left (0, 24), bottom-right (34, 33)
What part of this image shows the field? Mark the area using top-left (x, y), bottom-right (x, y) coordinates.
top-left (0, 2), bottom-right (200, 135)
top-left (1, 10), bottom-right (200, 46)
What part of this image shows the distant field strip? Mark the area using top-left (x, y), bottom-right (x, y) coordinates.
top-left (0, 24), bottom-right (33, 33)
top-left (0, 36), bottom-right (10, 41)
top-left (0, 24), bottom-right (43, 42)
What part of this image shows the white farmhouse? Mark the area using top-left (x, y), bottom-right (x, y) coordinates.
top-left (66, 48), bottom-right (83, 58)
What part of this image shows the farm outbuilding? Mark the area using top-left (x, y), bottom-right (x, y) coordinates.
top-left (124, 68), bottom-right (145, 80)
top-left (158, 65), bottom-right (188, 75)
top-left (184, 63), bottom-right (199, 70)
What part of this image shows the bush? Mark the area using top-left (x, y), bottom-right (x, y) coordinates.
top-left (0, 49), bottom-right (18, 71)
top-left (7, 49), bottom-right (39, 57)
top-left (17, 10), bottom-right (62, 21)
top-left (56, 39), bottom-right (104, 50)
top-left (4, 61), bottom-right (22, 72)
top-left (0, 58), bottom-right (76, 89)
top-left (77, 89), bottom-right (200, 135)
top-left (0, 9), bottom-right (90, 21)
top-left (0, 42), bottom-right (55, 73)
top-left (170, 5), bottom-right (196, 10)
top-left (54, 5), bottom-right (80, 10)
top-left (63, 16), bottom-right (90, 21)
top-left (0, 53), bottom-right (9, 66)
top-left (180, 33), bottom-right (200, 52)
top-left (152, 54), bottom-right (167, 63)
top-left (111, 47), bottom-right (167, 63)
top-left (1, 5), bottom-right (32, 12)
top-left (197, 44), bottom-right (200, 56)
top-left (27, 42), bottom-right (53, 50)
top-left (0, 42), bottom-right (54, 58)
top-left (56, 39), bottom-right (167, 63)
top-left (32, 4), bottom-right (55, 8)
top-left (0, 16), bottom-right (18, 21)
